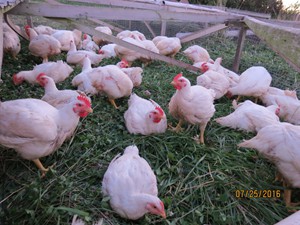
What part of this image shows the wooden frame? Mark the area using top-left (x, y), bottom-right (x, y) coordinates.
top-left (2, 0), bottom-right (300, 80)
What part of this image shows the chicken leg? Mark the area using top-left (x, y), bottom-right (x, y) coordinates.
top-left (32, 159), bottom-right (49, 177)
top-left (169, 119), bottom-right (184, 133)
top-left (109, 98), bottom-right (119, 109)
top-left (275, 171), bottom-right (283, 183)
top-left (283, 180), bottom-right (300, 210)
top-left (193, 122), bottom-right (208, 144)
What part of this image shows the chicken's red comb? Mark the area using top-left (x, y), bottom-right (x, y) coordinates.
top-left (155, 106), bottom-right (164, 116)
top-left (77, 95), bottom-right (91, 108)
top-left (201, 62), bottom-right (207, 67)
top-left (173, 73), bottom-right (182, 82)
top-left (121, 59), bottom-right (129, 65)
top-left (83, 33), bottom-right (88, 39)
top-left (24, 25), bottom-right (31, 30)
top-left (36, 73), bottom-right (46, 80)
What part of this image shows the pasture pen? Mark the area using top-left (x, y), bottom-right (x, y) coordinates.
top-left (1, 0), bottom-right (300, 224)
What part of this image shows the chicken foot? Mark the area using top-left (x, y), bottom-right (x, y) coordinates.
top-left (283, 180), bottom-right (300, 210)
top-left (193, 123), bottom-right (207, 144)
top-left (169, 119), bottom-right (184, 133)
top-left (109, 98), bottom-right (119, 109)
top-left (32, 159), bottom-right (50, 177)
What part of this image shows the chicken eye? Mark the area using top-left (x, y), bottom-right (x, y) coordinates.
top-left (77, 103), bottom-right (83, 107)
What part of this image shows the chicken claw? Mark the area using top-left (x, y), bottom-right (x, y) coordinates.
top-left (109, 99), bottom-right (119, 109)
top-left (168, 119), bottom-right (183, 133)
top-left (32, 159), bottom-right (50, 177)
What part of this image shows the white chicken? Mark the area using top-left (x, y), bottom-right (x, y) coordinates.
top-left (81, 33), bottom-right (99, 52)
top-left (3, 22), bottom-right (21, 59)
top-left (114, 37), bottom-right (145, 66)
top-left (25, 25), bottom-right (61, 63)
top-left (116, 30), bottom-right (146, 41)
top-left (260, 89), bottom-right (300, 125)
top-left (169, 73), bottom-right (215, 144)
top-left (92, 26), bottom-right (113, 46)
top-left (0, 95), bottom-right (92, 176)
top-left (139, 39), bottom-right (159, 66)
top-left (116, 59), bottom-right (143, 87)
top-left (33, 25), bottom-right (56, 35)
top-left (196, 70), bottom-right (230, 99)
top-left (71, 56), bottom-right (96, 94)
top-left (13, 60), bottom-right (73, 85)
top-left (226, 66), bottom-right (272, 102)
top-left (37, 73), bottom-right (91, 109)
top-left (215, 100), bottom-right (280, 132)
top-left (238, 122), bottom-right (300, 206)
top-left (102, 145), bottom-right (166, 220)
top-left (67, 40), bottom-right (104, 66)
top-left (124, 93), bottom-right (167, 135)
top-left (266, 87), bottom-right (298, 100)
top-left (52, 29), bottom-right (82, 51)
top-left (152, 36), bottom-right (182, 58)
top-left (183, 45), bottom-right (211, 64)
top-left (87, 65), bottom-right (133, 108)
top-left (99, 43), bottom-right (117, 58)
top-left (200, 58), bottom-right (240, 87)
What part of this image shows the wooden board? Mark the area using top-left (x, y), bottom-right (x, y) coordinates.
top-left (244, 16), bottom-right (300, 73)
top-left (9, 2), bottom-right (242, 23)
top-left (180, 23), bottom-right (227, 43)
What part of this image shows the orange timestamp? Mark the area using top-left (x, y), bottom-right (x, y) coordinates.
top-left (235, 189), bottom-right (281, 198)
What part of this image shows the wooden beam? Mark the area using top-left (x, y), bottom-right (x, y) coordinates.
top-left (232, 25), bottom-right (247, 73)
top-left (143, 21), bottom-right (156, 38)
top-left (4, 14), bottom-right (28, 40)
top-left (69, 0), bottom-right (230, 14)
top-left (9, 2), bottom-right (242, 23)
top-left (244, 16), bottom-right (300, 73)
top-left (161, 20), bottom-right (167, 36)
top-left (49, 18), bottom-right (200, 73)
top-left (180, 24), bottom-right (227, 43)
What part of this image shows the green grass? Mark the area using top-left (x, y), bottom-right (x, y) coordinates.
top-left (0, 23), bottom-right (299, 225)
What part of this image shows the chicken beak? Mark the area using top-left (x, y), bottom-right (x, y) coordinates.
top-left (170, 81), bottom-right (176, 86)
top-left (161, 210), bottom-right (167, 219)
top-left (86, 107), bottom-right (93, 113)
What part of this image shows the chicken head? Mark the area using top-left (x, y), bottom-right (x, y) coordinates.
top-left (36, 73), bottom-right (48, 86)
top-left (146, 200), bottom-right (166, 218)
top-left (200, 62), bottom-right (209, 73)
top-left (170, 73), bottom-right (187, 90)
top-left (24, 25), bottom-right (31, 38)
top-left (118, 59), bottom-right (129, 68)
top-left (12, 73), bottom-right (24, 85)
top-left (73, 95), bottom-right (93, 118)
top-left (149, 106), bottom-right (165, 123)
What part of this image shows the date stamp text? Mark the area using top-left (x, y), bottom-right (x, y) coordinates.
top-left (235, 189), bottom-right (281, 198)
